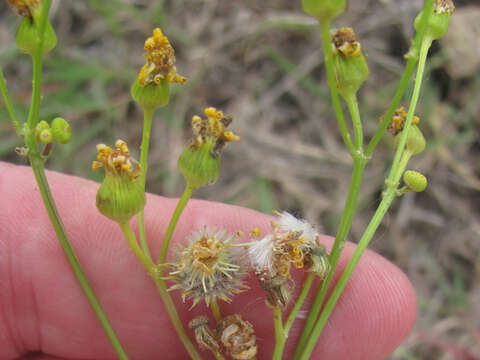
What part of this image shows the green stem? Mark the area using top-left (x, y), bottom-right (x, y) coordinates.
top-left (320, 21), bottom-right (355, 155)
top-left (0, 70), bottom-right (22, 135)
top-left (298, 152), bottom-right (411, 360)
top-left (293, 93), bottom-right (366, 359)
top-left (157, 185), bottom-right (195, 266)
top-left (344, 93), bottom-right (363, 150)
top-left (211, 299), bottom-right (222, 323)
top-left (137, 107), bottom-right (154, 262)
top-left (387, 38), bottom-right (431, 182)
top-left (284, 273), bottom-right (314, 336)
top-left (118, 221), bottom-right (153, 271)
top-left (293, 155), bottom-right (366, 359)
top-left (365, 0), bottom-right (434, 157)
top-left (30, 157), bottom-right (129, 360)
top-left (118, 221), bottom-right (202, 360)
top-left (272, 307), bottom-right (286, 360)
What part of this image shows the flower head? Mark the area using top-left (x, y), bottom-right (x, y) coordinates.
top-left (7, 0), bottom-right (40, 17)
top-left (435, 0), bottom-right (455, 15)
top-left (332, 27), bottom-right (362, 58)
top-left (92, 140), bottom-right (141, 181)
top-left (137, 28), bottom-right (186, 87)
top-left (190, 107), bottom-right (241, 156)
top-left (248, 211), bottom-right (319, 279)
top-left (92, 140), bottom-right (145, 223)
top-left (167, 227), bottom-right (247, 308)
top-left (386, 106), bottom-right (420, 136)
top-left (217, 314), bottom-right (257, 360)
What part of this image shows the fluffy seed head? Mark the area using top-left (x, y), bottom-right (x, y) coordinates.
top-left (167, 227), bottom-right (247, 308)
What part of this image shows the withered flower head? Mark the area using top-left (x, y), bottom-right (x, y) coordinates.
top-left (248, 211), bottom-right (319, 279)
top-left (137, 27), bottom-right (186, 87)
top-left (217, 314), bottom-right (257, 360)
top-left (167, 227), bottom-right (247, 308)
top-left (191, 107), bottom-right (241, 157)
top-left (189, 316), bottom-right (221, 356)
top-left (332, 27), bottom-right (362, 57)
top-left (7, 0), bottom-right (40, 17)
top-left (92, 140), bottom-right (141, 180)
top-left (386, 106), bottom-right (420, 136)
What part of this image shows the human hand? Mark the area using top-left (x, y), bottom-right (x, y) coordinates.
top-left (0, 162), bottom-right (416, 359)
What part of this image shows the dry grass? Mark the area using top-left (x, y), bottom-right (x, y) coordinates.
top-left (1, 1), bottom-right (479, 359)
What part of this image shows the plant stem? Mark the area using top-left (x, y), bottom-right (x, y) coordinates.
top-left (118, 221), bottom-right (202, 360)
top-left (387, 37), bottom-right (431, 182)
top-left (293, 155), bottom-right (366, 359)
top-left (272, 307), bottom-right (286, 360)
top-left (30, 157), bottom-right (129, 360)
top-left (157, 185), bottom-right (195, 266)
top-left (365, 0), bottom-right (434, 157)
top-left (284, 273), bottom-right (314, 336)
top-left (211, 299), bottom-right (222, 323)
top-left (297, 12), bottom-right (432, 358)
top-left (137, 107), bottom-right (155, 262)
top-left (319, 21), bottom-right (355, 155)
top-left (118, 221), bottom-right (153, 271)
top-left (345, 93), bottom-right (363, 149)
top-left (293, 93), bottom-right (366, 359)
top-left (0, 70), bottom-right (22, 135)
top-left (298, 151), bottom-right (411, 360)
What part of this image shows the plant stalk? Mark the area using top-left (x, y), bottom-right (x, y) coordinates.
top-left (272, 307), bottom-right (286, 360)
top-left (137, 107), bottom-right (154, 262)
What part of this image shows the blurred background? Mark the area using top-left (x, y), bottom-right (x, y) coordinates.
top-left (1, 0), bottom-right (479, 358)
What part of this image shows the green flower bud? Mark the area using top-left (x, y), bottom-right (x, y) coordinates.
top-left (302, 0), bottom-right (346, 23)
top-left (403, 170), bottom-right (428, 192)
top-left (130, 77), bottom-right (170, 111)
top-left (51, 117), bottom-right (72, 144)
top-left (35, 120), bottom-right (49, 140)
top-left (414, 0), bottom-right (455, 41)
top-left (331, 27), bottom-right (369, 99)
top-left (38, 128), bottom-right (53, 144)
top-left (395, 125), bottom-right (426, 156)
top-left (96, 173), bottom-right (146, 223)
top-left (178, 139), bottom-right (221, 190)
top-left (16, 16), bottom-right (57, 55)
top-left (178, 107), bottom-right (240, 190)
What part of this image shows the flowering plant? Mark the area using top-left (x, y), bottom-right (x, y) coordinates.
top-left (0, 0), bottom-right (454, 359)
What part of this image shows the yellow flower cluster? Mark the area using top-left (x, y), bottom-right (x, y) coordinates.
top-left (435, 0), bottom-right (455, 14)
top-left (388, 106), bottom-right (420, 136)
top-left (191, 107), bottom-right (241, 154)
top-left (6, 0), bottom-right (40, 16)
top-left (137, 28), bottom-right (186, 87)
top-left (332, 27), bottom-right (362, 57)
top-left (92, 140), bottom-right (141, 180)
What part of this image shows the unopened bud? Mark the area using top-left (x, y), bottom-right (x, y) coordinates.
top-left (302, 0), bottom-right (346, 23)
top-left (51, 117), bottom-right (71, 144)
top-left (38, 128), bottom-right (53, 144)
top-left (403, 170), bottom-right (428, 192)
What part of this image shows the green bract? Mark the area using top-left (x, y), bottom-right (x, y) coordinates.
top-left (396, 125), bottom-right (426, 156)
top-left (96, 174), bottom-right (146, 223)
top-left (16, 16), bottom-right (57, 55)
top-left (178, 140), bottom-right (221, 190)
top-left (302, 0), bottom-right (346, 23)
top-left (131, 77), bottom-right (170, 110)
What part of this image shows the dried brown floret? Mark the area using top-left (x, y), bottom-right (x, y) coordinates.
top-left (217, 315), bottom-right (257, 360)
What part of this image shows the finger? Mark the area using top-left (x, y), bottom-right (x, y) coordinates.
top-left (0, 162), bottom-right (415, 360)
